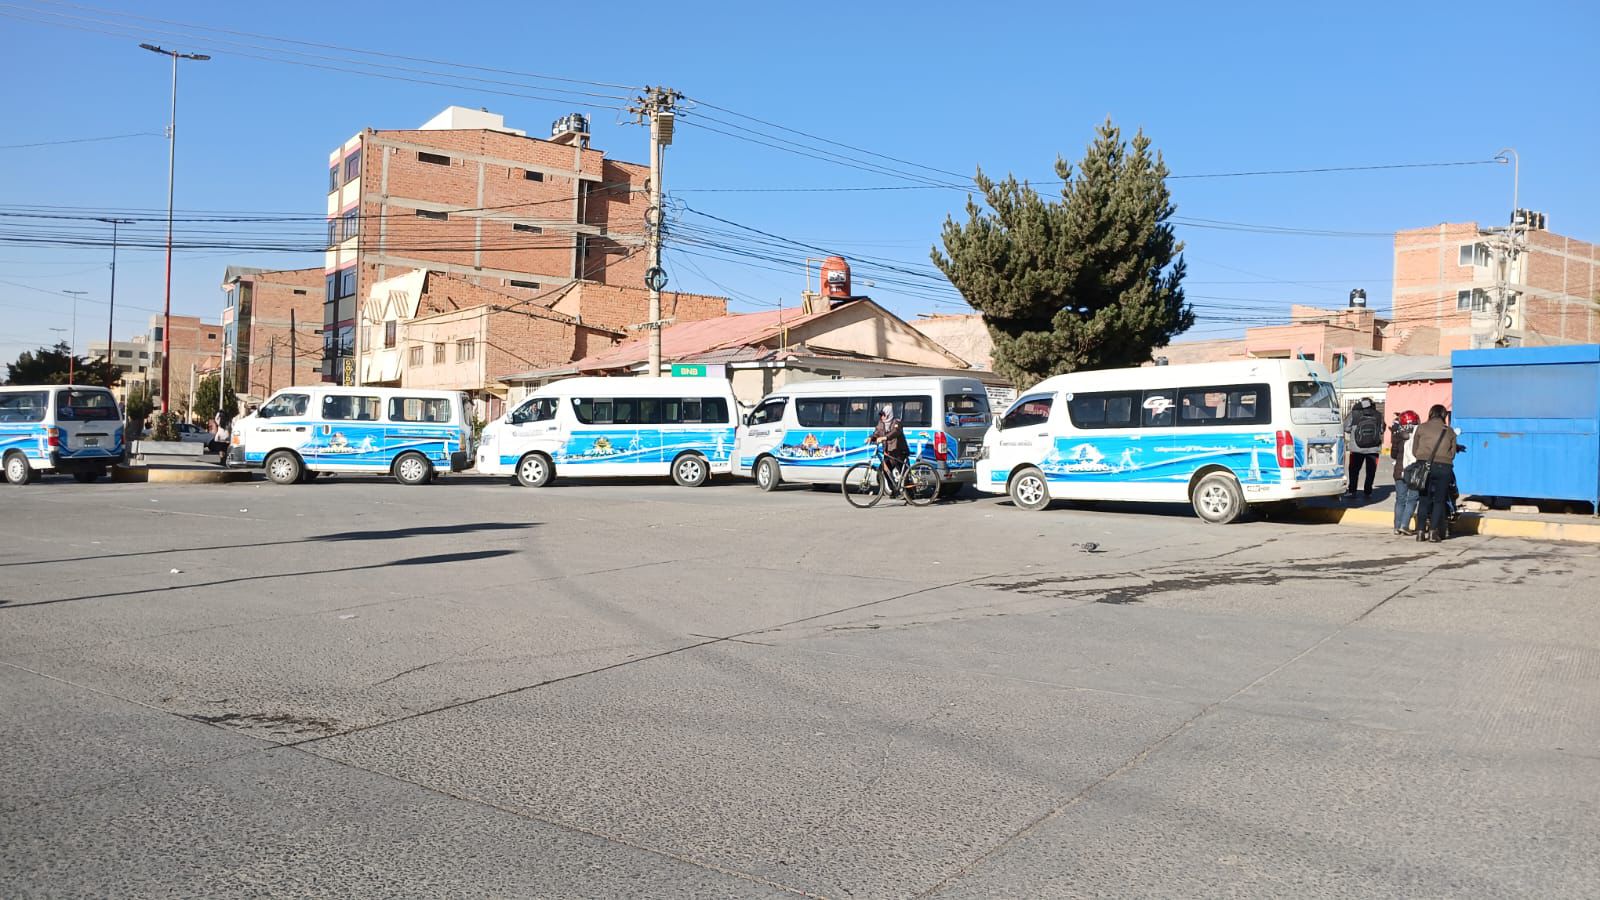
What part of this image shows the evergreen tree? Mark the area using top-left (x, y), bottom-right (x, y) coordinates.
top-left (4, 342), bottom-right (122, 387)
top-left (191, 374), bottom-right (238, 423)
top-left (933, 120), bottom-right (1192, 389)
top-left (126, 382), bottom-right (153, 426)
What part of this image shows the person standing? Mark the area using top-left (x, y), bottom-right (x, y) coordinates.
top-left (1412, 404), bottom-right (1463, 543)
top-left (1390, 410), bottom-right (1420, 535)
top-left (1344, 397), bottom-right (1383, 501)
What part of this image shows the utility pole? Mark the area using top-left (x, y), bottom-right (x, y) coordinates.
top-left (141, 43), bottom-right (211, 413)
top-left (96, 218), bottom-right (133, 390)
top-left (1489, 148), bottom-right (1524, 347)
top-left (289, 308), bottom-right (298, 388)
top-left (267, 341), bottom-right (276, 394)
top-left (63, 290), bottom-right (87, 384)
top-left (628, 86), bottom-right (680, 376)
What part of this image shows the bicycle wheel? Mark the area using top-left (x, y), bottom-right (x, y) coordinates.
top-left (841, 463), bottom-right (885, 508)
top-left (903, 462), bottom-right (942, 506)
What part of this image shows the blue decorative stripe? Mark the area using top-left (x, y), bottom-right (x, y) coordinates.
top-left (1033, 433), bottom-right (1343, 486)
top-left (554, 428), bottom-right (736, 466)
top-left (764, 427), bottom-right (969, 470)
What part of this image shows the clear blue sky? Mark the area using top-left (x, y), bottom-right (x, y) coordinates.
top-left (2, 0), bottom-right (1596, 360)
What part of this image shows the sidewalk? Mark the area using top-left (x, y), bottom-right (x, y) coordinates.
top-left (112, 454), bottom-right (254, 484)
top-left (1296, 471), bottom-right (1600, 544)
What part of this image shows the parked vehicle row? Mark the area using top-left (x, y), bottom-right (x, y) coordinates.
top-left (6, 360), bottom-right (1349, 524)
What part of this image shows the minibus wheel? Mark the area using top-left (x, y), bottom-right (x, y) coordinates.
top-left (671, 452), bottom-right (709, 488)
top-left (393, 452), bottom-right (433, 486)
top-left (3, 452), bottom-right (30, 485)
top-left (515, 452), bottom-right (552, 488)
top-left (265, 450), bottom-right (303, 486)
top-left (754, 456), bottom-right (782, 492)
top-left (1191, 471), bottom-right (1245, 524)
top-left (1009, 467), bottom-right (1051, 511)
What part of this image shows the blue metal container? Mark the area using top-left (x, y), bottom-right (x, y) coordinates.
top-left (1451, 345), bottom-right (1600, 507)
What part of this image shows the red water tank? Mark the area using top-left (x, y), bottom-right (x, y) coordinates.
top-left (820, 256), bottom-right (851, 299)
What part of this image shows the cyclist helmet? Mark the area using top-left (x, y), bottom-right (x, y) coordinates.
top-left (1398, 410), bottom-right (1420, 426)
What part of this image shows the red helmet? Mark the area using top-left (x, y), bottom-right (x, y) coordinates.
top-left (1398, 410), bottom-right (1420, 426)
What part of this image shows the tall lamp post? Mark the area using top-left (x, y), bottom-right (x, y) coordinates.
top-left (140, 42), bottom-right (210, 413)
top-left (96, 217), bottom-right (133, 388)
top-left (63, 290), bottom-right (87, 384)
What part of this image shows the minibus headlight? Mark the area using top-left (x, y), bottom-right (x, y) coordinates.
top-left (978, 446), bottom-right (989, 460)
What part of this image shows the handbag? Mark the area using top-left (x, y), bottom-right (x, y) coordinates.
top-left (1401, 427), bottom-right (1448, 492)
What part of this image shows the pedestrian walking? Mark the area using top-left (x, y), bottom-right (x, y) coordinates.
top-left (1390, 410), bottom-right (1420, 535)
top-left (1344, 397), bottom-right (1383, 500)
top-left (1411, 404), bottom-right (1463, 543)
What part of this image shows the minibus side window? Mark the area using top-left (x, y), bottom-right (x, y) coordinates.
top-left (1141, 389), bottom-right (1176, 428)
top-left (324, 395), bottom-right (380, 421)
top-left (1176, 384), bottom-right (1271, 426)
top-left (702, 397), bottom-right (729, 424)
top-left (843, 398), bottom-right (875, 428)
top-left (1002, 396), bottom-right (1053, 429)
top-left (796, 398), bottom-right (845, 428)
top-left (1067, 392), bottom-right (1138, 429)
top-left (0, 391), bottom-right (49, 423)
top-left (572, 398), bottom-right (613, 424)
top-left (260, 393), bottom-right (309, 419)
top-left (390, 397), bottom-right (453, 423)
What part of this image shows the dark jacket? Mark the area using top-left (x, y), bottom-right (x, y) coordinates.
top-left (1390, 424), bottom-right (1412, 479)
top-left (872, 419), bottom-right (910, 461)
top-left (1410, 419), bottom-right (1460, 465)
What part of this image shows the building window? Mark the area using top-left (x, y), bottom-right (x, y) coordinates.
top-left (340, 209), bottom-right (359, 240)
top-left (139, 351), bottom-right (149, 359)
top-left (418, 151), bottom-right (450, 166)
top-left (339, 267), bottom-right (357, 299)
top-left (344, 149), bottom-right (361, 183)
top-left (408, 345), bottom-right (423, 367)
top-left (206, 332), bottom-right (217, 340)
top-left (512, 223), bottom-right (542, 233)
top-left (328, 164), bottom-right (339, 192)
top-left (293, 289), bottom-right (307, 295)
top-left (1456, 288), bottom-right (1490, 312)
top-left (117, 349), bottom-right (132, 358)
top-left (433, 342), bottom-right (445, 364)
top-left (524, 170), bottom-right (544, 181)
top-left (456, 339), bottom-right (475, 362)
top-left (508, 279), bottom-right (540, 290)
top-left (384, 321), bottom-right (397, 349)
top-left (415, 209), bottom-right (448, 221)
top-left (152, 327), bottom-right (163, 341)
top-left (327, 219), bottom-right (337, 247)
top-left (1332, 353), bottom-right (1348, 372)
top-left (1458, 243), bottom-right (1491, 267)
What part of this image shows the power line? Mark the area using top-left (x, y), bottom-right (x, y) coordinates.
top-left (0, 131), bottom-right (163, 150)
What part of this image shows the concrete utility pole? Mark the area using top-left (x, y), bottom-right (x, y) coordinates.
top-left (1489, 148), bottom-right (1524, 347)
top-left (97, 218), bottom-right (133, 389)
top-left (289, 308), bottom-right (298, 388)
top-left (63, 290), bottom-right (87, 384)
top-left (628, 86), bottom-right (680, 376)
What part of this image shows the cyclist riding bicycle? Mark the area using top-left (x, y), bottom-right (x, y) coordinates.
top-left (869, 403), bottom-right (911, 490)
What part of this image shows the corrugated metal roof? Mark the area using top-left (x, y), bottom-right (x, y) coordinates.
top-left (567, 306), bottom-right (829, 372)
top-left (1334, 354), bottom-right (1449, 390)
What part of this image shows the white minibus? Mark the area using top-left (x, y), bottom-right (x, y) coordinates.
top-left (228, 386), bottom-right (473, 485)
top-left (476, 376), bottom-right (739, 488)
top-left (976, 359), bottom-right (1345, 523)
top-left (734, 376), bottom-right (991, 494)
top-left (1, 385), bottom-right (125, 484)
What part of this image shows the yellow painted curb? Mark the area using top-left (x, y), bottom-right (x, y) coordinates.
top-left (112, 466), bottom-right (254, 485)
top-left (1292, 504), bottom-right (1600, 544)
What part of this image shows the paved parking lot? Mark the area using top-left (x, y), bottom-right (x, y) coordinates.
top-left (3, 474), bottom-right (1598, 898)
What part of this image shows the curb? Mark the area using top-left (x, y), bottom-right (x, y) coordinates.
top-left (1294, 505), bottom-right (1600, 544)
top-left (112, 466), bottom-right (255, 485)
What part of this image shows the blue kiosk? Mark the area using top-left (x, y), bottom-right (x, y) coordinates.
top-left (1451, 345), bottom-right (1600, 510)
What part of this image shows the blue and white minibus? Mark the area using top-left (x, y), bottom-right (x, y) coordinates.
top-left (976, 359), bottom-right (1345, 523)
top-left (734, 376), bottom-right (991, 495)
top-left (228, 386), bottom-right (473, 485)
top-left (0, 385), bottom-right (124, 484)
top-left (476, 376), bottom-right (740, 488)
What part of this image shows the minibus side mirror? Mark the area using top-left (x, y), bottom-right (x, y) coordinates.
top-left (993, 416), bottom-right (1003, 431)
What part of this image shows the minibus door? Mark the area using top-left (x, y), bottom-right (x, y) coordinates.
top-left (737, 397), bottom-right (787, 470)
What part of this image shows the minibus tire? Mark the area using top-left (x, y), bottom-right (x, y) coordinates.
top-left (1009, 467), bottom-right (1051, 511)
top-left (265, 450), bottom-right (303, 486)
top-left (1191, 471), bottom-right (1245, 524)
top-left (3, 452), bottom-right (30, 485)
top-left (515, 452), bottom-right (552, 488)
top-left (671, 452), bottom-right (709, 488)
top-left (754, 456), bottom-right (782, 492)
top-left (393, 452), bottom-right (433, 486)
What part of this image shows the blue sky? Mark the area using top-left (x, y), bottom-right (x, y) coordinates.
top-left (2, 0), bottom-right (1596, 360)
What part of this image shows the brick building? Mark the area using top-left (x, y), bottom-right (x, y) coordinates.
top-left (356, 268), bottom-right (727, 420)
top-left (323, 106), bottom-right (656, 384)
top-left (138, 313), bottom-right (222, 413)
top-left (221, 265), bottom-right (325, 401)
top-left (1391, 218), bottom-right (1599, 353)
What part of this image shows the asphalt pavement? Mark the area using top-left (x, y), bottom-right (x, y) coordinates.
top-left (2, 473), bottom-right (1597, 898)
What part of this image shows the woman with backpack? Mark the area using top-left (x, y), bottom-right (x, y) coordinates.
top-left (1343, 397), bottom-right (1383, 501)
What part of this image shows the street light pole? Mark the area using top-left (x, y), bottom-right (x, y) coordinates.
top-left (63, 290), bottom-right (87, 384)
top-left (141, 42), bottom-right (210, 414)
top-left (97, 217), bottom-right (133, 389)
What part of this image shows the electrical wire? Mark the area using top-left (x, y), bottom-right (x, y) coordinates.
top-left (0, 131), bottom-right (163, 150)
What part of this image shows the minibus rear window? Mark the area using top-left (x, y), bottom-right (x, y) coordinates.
top-left (0, 391), bottom-right (49, 423)
top-left (945, 393), bottom-right (991, 428)
top-left (56, 389), bottom-right (118, 421)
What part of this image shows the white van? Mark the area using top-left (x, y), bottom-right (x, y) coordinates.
top-left (976, 359), bottom-right (1345, 523)
top-left (734, 376), bottom-right (992, 494)
top-left (228, 385), bottom-right (473, 485)
top-left (1, 385), bottom-right (124, 484)
top-left (476, 376), bottom-right (739, 488)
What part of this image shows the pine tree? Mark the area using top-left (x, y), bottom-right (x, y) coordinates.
top-left (932, 120), bottom-right (1192, 389)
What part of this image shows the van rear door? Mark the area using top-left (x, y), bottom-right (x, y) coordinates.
top-left (943, 388), bottom-right (992, 464)
top-left (54, 388), bottom-right (121, 459)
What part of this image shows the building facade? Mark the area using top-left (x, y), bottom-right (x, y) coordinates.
top-left (221, 265), bottom-right (325, 401)
top-left (137, 313), bottom-right (222, 413)
top-left (1392, 218), bottom-right (1599, 353)
top-left (86, 337), bottom-right (151, 402)
top-left (1160, 303), bottom-right (1386, 369)
top-left (323, 106), bottom-right (653, 384)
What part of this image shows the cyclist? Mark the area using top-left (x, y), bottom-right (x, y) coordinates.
top-left (869, 403), bottom-right (911, 492)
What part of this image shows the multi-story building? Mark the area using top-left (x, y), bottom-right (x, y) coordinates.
top-left (1155, 301), bottom-right (1387, 369)
top-left (221, 265), bottom-right (324, 401)
top-left (1391, 216), bottom-right (1599, 353)
top-left (86, 337), bottom-right (152, 401)
top-left (139, 313), bottom-right (223, 413)
top-left (323, 105), bottom-right (652, 384)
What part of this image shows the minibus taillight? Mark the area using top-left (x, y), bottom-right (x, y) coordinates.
top-left (934, 432), bottom-right (948, 462)
top-left (46, 427), bottom-right (60, 448)
top-left (1275, 430), bottom-right (1295, 468)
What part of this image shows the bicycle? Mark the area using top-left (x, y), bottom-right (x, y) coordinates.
top-left (841, 443), bottom-right (942, 508)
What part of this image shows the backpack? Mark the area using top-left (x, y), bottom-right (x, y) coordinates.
top-left (1351, 408), bottom-right (1381, 450)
